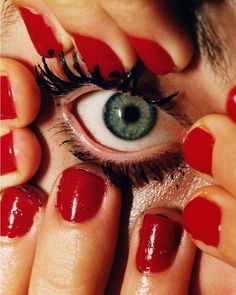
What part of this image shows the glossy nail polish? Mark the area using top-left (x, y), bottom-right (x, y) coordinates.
top-left (226, 86), bottom-right (236, 122)
top-left (136, 214), bottom-right (182, 273)
top-left (183, 197), bottom-right (221, 246)
top-left (0, 75), bottom-right (17, 120)
top-left (128, 36), bottom-right (176, 75)
top-left (183, 127), bottom-right (215, 175)
top-left (0, 186), bottom-right (41, 238)
top-left (0, 132), bottom-right (16, 175)
top-left (19, 7), bottom-right (63, 58)
top-left (72, 34), bottom-right (125, 80)
top-left (57, 167), bottom-right (105, 223)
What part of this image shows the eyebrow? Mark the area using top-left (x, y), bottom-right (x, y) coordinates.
top-left (1, 0), bottom-right (18, 38)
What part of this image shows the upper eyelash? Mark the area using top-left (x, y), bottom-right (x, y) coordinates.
top-left (36, 52), bottom-right (184, 187)
top-left (35, 52), bottom-right (177, 108)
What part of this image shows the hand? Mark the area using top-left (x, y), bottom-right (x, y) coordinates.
top-left (182, 88), bottom-right (236, 268)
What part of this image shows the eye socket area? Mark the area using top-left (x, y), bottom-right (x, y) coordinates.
top-left (63, 90), bottom-right (185, 155)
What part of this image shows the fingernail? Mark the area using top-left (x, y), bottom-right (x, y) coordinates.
top-left (0, 75), bottom-right (17, 120)
top-left (0, 132), bottom-right (16, 175)
top-left (0, 186), bottom-right (42, 238)
top-left (226, 86), bottom-right (236, 122)
top-left (183, 127), bottom-right (215, 175)
top-left (56, 167), bottom-right (106, 223)
top-left (128, 36), bottom-right (176, 75)
top-left (183, 197), bottom-right (221, 246)
top-left (136, 214), bottom-right (182, 273)
top-left (72, 34), bottom-right (125, 80)
top-left (19, 7), bottom-right (63, 58)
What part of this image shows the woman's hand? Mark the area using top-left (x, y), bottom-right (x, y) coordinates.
top-left (182, 88), bottom-right (236, 268)
top-left (13, 0), bottom-right (193, 77)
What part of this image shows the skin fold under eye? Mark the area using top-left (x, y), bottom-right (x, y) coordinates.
top-left (72, 90), bottom-right (185, 152)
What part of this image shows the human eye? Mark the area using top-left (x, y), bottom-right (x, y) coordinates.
top-left (36, 53), bottom-right (186, 186)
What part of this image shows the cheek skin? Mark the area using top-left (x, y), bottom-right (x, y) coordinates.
top-left (130, 168), bottom-right (209, 230)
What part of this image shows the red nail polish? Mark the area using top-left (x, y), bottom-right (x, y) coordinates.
top-left (136, 214), bottom-right (182, 273)
top-left (183, 197), bottom-right (221, 246)
top-left (0, 186), bottom-right (41, 238)
top-left (0, 132), bottom-right (16, 175)
top-left (128, 36), bottom-right (176, 75)
top-left (226, 86), bottom-right (236, 122)
top-left (72, 34), bottom-right (125, 80)
top-left (183, 127), bottom-right (215, 175)
top-left (57, 167), bottom-right (105, 223)
top-left (19, 7), bottom-right (63, 58)
top-left (0, 75), bottom-right (17, 120)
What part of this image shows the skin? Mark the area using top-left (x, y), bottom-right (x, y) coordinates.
top-left (1, 0), bottom-right (236, 294)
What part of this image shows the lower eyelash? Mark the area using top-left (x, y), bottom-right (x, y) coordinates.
top-left (53, 121), bottom-right (185, 187)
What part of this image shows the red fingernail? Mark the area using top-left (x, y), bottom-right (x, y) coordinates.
top-left (0, 132), bottom-right (16, 175)
top-left (57, 167), bottom-right (105, 223)
top-left (136, 214), bottom-right (182, 273)
top-left (183, 197), bottom-right (221, 246)
top-left (19, 7), bottom-right (63, 58)
top-left (72, 34), bottom-right (125, 80)
top-left (226, 86), bottom-right (236, 122)
top-left (128, 36), bottom-right (176, 75)
top-left (183, 127), bottom-right (215, 175)
top-left (0, 186), bottom-right (42, 238)
top-left (0, 75), bottom-right (17, 120)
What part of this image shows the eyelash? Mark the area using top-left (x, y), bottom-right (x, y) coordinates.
top-left (36, 52), bottom-right (185, 187)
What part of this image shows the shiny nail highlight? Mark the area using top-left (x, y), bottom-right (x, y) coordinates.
top-left (226, 86), bottom-right (236, 122)
top-left (0, 75), bottom-right (17, 120)
top-left (136, 214), bottom-right (182, 273)
top-left (0, 186), bottom-right (41, 238)
top-left (183, 196), bottom-right (221, 246)
top-left (73, 34), bottom-right (125, 80)
top-left (128, 36), bottom-right (176, 75)
top-left (0, 132), bottom-right (16, 175)
top-left (57, 167), bottom-right (105, 223)
top-left (183, 127), bottom-right (215, 175)
top-left (19, 7), bottom-right (63, 58)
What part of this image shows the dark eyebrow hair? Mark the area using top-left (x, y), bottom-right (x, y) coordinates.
top-left (180, 0), bottom-right (231, 80)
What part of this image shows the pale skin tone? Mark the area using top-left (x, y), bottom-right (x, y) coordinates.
top-left (1, 0), bottom-right (236, 294)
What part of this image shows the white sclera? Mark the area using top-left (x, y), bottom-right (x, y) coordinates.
top-left (76, 90), bottom-right (182, 152)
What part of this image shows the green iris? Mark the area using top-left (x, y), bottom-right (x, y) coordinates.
top-left (103, 93), bottom-right (157, 140)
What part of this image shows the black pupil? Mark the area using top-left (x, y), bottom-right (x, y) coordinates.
top-left (122, 105), bottom-right (140, 123)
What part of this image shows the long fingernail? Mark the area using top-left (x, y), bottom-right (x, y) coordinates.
top-left (183, 127), bottom-right (215, 175)
top-left (72, 34), bottom-right (125, 80)
top-left (128, 36), bottom-right (176, 75)
top-left (226, 86), bottom-right (236, 122)
top-left (0, 132), bottom-right (16, 175)
top-left (183, 196), bottom-right (221, 246)
top-left (0, 75), bottom-right (17, 120)
top-left (19, 7), bottom-right (63, 58)
top-left (57, 167), bottom-right (106, 223)
top-left (136, 214), bottom-right (182, 273)
top-left (0, 186), bottom-right (42, 238)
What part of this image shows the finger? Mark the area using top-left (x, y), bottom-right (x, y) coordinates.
top-left (0, 128), bottom-right (41, 190)
top-left (0, 186), bottom-right (45, 295)
top-left (0, 58), bottom-right (41, 128)
top-left (43, 0), bottom-right (137, 79)
top-left (99, 0), bottom-right (193, 75)
top-left (183, 114), bottom-right (236, 195)
top-left (29, 164), bottom-right (121, 294)
top-left (121, 209), bottom-right (196, 295)
top-left (13, 0), bottom-right (73, 58)
top-left (183, 185), bottom-right (236, 268)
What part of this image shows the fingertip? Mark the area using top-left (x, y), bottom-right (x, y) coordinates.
top-left (0, 127), bottom-right (41, 190)
top-left (0, 58), bottom-right (41, 128)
